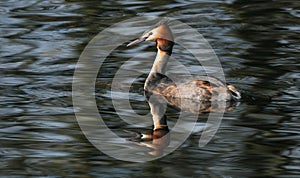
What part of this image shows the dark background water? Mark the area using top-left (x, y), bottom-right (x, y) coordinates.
top-left (1, 0), bottom-right (299, 177)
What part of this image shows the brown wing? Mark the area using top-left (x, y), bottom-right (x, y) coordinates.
top-left (149, 79), bottom-right (237, 113)
top-left (153, 79), bottom-right (231, 101)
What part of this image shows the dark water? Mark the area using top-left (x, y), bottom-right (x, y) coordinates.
top-left (1, 0), bottom-right (300, 177)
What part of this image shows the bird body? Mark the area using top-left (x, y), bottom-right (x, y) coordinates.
top-left (127, 23), bottom-right (241, 103)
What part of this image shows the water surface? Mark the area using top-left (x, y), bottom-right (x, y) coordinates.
top-left (1, 0), bottom-right (299, 177)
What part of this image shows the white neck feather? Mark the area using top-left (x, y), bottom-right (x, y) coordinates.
top-left (144, 49), bottom-right (170, 90)
top-left (151, 49), bottom-right (170, 74)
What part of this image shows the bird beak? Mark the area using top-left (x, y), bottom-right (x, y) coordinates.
top-left (127, 37), bottom-right (146, 47)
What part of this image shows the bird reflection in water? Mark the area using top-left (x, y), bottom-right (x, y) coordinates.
top-left (126, 91), bottom-right (239, 157)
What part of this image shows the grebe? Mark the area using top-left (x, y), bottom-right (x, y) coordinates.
top-left (127, 22), bottom-right (241, 103)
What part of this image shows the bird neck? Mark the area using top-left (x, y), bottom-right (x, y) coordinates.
top-left (151, 49), bottom-right (170, 74)
top-left (145, 39), bottom-right (174, 91)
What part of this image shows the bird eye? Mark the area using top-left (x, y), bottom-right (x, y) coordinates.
top-left (143, 32), bottom-right (153, 40)
top-left (146, 32), bottom-right (153, 38)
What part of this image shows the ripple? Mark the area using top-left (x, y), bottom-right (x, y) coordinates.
top-left (0, 61), bottom-right (27, 70)
top-left (0, 39), bottom-right (34, 57)
top-left (282, 146), bottom-right (300, 159)
top-left (0, 108), bottom-right (24, 116)
top-left (21, 87), bottom-right (69, 100)
top-left (25, 148), bottom-right (71, 157)
top-left (25, 105), bottom-right (73, 115)
top-left (0, 27), bottom-right (31, 38)
top-left (0, 125), bottom-right (27, 133)
top-left (0, 76), bottom-right (31, 86)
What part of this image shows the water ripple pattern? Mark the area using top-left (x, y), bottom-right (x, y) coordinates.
top-left (0, 0), bottom-right (299, 177)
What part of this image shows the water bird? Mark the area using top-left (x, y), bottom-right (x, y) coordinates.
top-left (127, 22), bottom-right (241, 108)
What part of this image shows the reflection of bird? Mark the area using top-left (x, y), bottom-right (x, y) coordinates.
top-left (126, 127), bottom-right (170, 157)
top-left (127, 22), bottom-right (241, 103)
